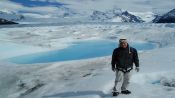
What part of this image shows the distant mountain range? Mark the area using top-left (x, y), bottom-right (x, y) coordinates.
top-left (0, 0), bottom-right (174, 24)
top-left (0, 9), bottom-right (146, 24)
top-left (0, 7), bottom-right (175, 24)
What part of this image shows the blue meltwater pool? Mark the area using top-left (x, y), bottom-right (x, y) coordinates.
top-left (7, 40), bottom-right (156, 64)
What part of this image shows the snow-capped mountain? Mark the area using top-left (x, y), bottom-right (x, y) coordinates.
top-left (120, 11), bottom-right (144, 22)
top-left (90, 9), bottom-right (144, 23)
top-left (129, 11), bottom-right (155, 22)
top-left (153, 9), bottom-right (175, 23)
top-left (0, 18), bottom-right (18, 25)
top-left (0, 11), bottom-right (24, 21)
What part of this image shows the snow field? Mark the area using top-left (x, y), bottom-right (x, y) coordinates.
top-left (0, 23), bottom-right (175, 98)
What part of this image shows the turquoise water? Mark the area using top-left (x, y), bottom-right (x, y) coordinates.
top-left (7, 40), bottom-right (155, 64)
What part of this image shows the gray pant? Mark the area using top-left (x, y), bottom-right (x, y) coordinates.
top-left (113, 69), bottom-right (131, 91)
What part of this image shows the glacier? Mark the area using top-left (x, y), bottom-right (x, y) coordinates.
top-left (0, 23), bottom-right (175, 98)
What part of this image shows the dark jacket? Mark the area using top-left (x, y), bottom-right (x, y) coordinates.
top-left (111, 45), bottom-right (139, 72)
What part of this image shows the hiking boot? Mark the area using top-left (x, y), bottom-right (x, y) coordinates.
top-left (112, 91), bottom-right (119, 96)
top-left (121, 90), bottom-right (131, 94)
top-left (112, 87), bottom-right (119, 96)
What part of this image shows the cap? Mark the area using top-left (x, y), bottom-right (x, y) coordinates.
top-left (119, 39), bottom-right (127, 43)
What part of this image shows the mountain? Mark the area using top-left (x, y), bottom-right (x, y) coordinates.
top-left (0, 0), bottom-right (174, 23)
top-left (0, 11), bottom-right (24, 21)
top-left (90, 9), bottom-right (144, 23)
top-left (153, 9), bottom-right (175, 23)
top-left (129, 11), bottom-right (155, 23)
top-left (121, 11), bottom-right (145, 22)
top-left (0, 18), bottom-right (18, 25)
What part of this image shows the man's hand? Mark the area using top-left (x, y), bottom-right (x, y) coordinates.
top-left (112, 67), bottom-right (116, 72)
top-left (135, 67), bottom-right (139, 72)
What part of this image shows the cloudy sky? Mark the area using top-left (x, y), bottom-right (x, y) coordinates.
top-left (0, 0), bottom-right (174, 15)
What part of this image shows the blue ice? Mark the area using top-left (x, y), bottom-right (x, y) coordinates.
top-left (7, 40), bottom-right (156, 64)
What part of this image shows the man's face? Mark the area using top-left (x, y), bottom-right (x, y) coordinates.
top-left (120, 42), bottom-right (128, 48)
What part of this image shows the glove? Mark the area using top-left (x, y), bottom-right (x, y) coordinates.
top-left (135, 67), bottom-right (139, 72)
top-left (112, 67), bottom-right (116, 72)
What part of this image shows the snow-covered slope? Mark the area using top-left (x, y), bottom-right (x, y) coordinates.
top-left (153, 9), bottom-right (175, 23)
top-left (0, 23), bottom-right (175, 98)
top-left (129, 11), bottom-right (155, 22)
top-left (90, 9), bottom-right (144, 22)
top-left (120, 11), bottom-right (144, 22)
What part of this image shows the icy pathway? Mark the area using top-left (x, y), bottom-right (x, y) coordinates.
top-left (40, 47), bottom-right (175, 98)
top-left (41, 66), bottom-right (175, 98)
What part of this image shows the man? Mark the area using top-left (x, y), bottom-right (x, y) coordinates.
top-left (111, 39), bottom-right (139, 96)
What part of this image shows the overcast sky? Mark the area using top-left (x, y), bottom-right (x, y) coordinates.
top-left (0, 0), bottom-right (174, 15)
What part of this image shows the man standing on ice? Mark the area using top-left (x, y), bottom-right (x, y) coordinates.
top-left (111, 39), bottom-right (139, 96)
